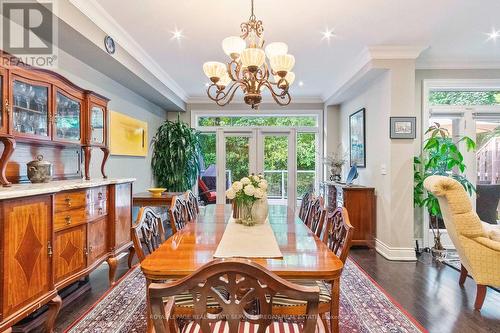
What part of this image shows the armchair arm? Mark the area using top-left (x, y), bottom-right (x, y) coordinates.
top-left (472, 237), bottom-right (500, 252)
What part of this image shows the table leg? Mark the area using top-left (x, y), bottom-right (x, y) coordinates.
top-left (330, 278), bottom-right (340, 333)
top-left (146, 278), bottom-right (154, 333)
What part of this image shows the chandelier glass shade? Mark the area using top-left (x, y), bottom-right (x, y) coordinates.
top-left (202, 0), bottom-right (295, 109)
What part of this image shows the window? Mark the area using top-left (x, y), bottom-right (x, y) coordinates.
top-left (429, 90), bottom-right (500, 106)
top-left (197, 115), bottom-right (317, 127)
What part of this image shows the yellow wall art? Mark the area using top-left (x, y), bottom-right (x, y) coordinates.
top-left (109, 111), bottom-right (148, 157)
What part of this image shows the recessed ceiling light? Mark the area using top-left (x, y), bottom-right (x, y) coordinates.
top-left (486, 27), bottom-right (500, 42)
top-left (321, 27), bottom-right (336, 43)
top-left (170, 27), bottom-right (184, 41)
top-left (298, 81), bottom-right (304, 87)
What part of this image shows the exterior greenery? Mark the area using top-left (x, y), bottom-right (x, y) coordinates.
top-left (429, 90), bottom-right (500, 105)
top-left (151, 116), bottom-right (200, 192)
top-left (198, 116), bottom-right (317, 197)
top-left (414, 123), bottom-right (476, 250)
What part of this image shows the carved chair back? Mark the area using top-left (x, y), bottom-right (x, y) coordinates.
top-left (168, 195), bottom-right (189, 234)
top-left (305, 196), bottom-right (324, 232)
top-left (148, 259), bottom-right (321, 333)
top-left (184, 190), bottom-right (200, 222)
top-left (131, 207), bottom-right (165, 262)
top-left (322, 207), bottom-right (354, 264)
top-left (298, 191), bottom-right (313, 221)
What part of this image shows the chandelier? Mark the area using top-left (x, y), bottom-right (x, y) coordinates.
top-left (202, 0), bottom-right (295, 109)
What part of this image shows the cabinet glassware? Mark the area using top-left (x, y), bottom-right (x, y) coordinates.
top-left (12, 80), bottom-right (49, 137)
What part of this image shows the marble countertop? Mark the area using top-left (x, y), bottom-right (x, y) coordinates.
top-left (0, 178), bottom-right (136, 200)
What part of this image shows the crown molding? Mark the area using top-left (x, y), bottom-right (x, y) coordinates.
top-left (69, 0), bottom-right (188, 102)
top-left (416, 59), bottom-right (500, 69)
top-left (368, 45), bottom-right (427, 60)
top-left (187, 95), bottom-right (324, 105)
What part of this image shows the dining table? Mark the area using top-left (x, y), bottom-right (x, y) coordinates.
top-left (140, 204), bottom-right (344, 333)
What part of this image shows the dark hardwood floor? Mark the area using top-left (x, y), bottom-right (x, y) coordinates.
top-left (350, 248), bottom-right (500, 333)
top-left (24, 248), bottom-right (499, 333)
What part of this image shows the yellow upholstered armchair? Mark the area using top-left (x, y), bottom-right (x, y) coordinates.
top-left (424, 175), bottom-right (500, 310)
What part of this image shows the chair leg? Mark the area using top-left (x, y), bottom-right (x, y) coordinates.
top-left (474, 284), bottom-right (487, 310)
top-left (459, 264), bottom-right (467, 286)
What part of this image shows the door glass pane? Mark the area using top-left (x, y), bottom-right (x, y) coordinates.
top-left (199, 133), bottom-right (217, 195)
top-left (91, 106), bottom-right (104, 143)
top-left (225, 136), bottom-right (249, 188)
top-left (55, 92), bottom-right (81, 141)
top-left (12, 80), bottom-right (48, 136)
top-left (475, 119), bottom-right (500, 224)
top-left (297, 133), bottom-right (316, 201)
top-left (263, 135), bottom-right (288, 204)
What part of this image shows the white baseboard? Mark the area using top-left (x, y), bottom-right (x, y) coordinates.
top-left (375, 238), bottom-right (417, 261)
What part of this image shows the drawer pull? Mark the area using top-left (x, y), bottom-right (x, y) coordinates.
top-left (84, 247), bottom-right (88, 256)
top-left (47, 241), bottom-right (53, 257)
top-left (65, 197), bottom-right (72, 207)
top-left (65, 216), bottom-right (72, 225)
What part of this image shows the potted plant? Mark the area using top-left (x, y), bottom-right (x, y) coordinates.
top-left (323, 146), bottom-right (348, 182)
top-left (151, 115), bottom-right (201, 192)
top-left (226, 174), bottom-right (268, 226)
top-left (414, 123), bottom-right (476, 256)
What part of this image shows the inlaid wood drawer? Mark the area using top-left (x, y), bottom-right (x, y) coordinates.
top-left (86, 200), bottom-right (108, 221)
top-left (54, 190), bottom-right (87, 213)
top-left (88, 186), bottom-right (107, 203)
top-left (54, 209), bottom-right (87, 232)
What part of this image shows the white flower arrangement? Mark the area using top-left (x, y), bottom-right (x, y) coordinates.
top-left (226, 173), bottom-right (268, 204)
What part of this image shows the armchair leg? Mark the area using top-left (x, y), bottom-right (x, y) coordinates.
top-left (459, 264), bottom-right (467, 286)
top-left (474, 284), bottom-right (487, 310)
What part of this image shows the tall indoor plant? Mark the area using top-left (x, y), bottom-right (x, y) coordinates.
top-left (151, 115), bottom-right (201, 192)
top-left (414, 123), bottom-right (475, 254)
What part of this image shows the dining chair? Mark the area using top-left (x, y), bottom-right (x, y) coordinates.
top-left (298, 191), bottom-right (312, 221)
top-left (184, 190), bottom-right (200, 222)
top-left (148, 258), bottom-right (325, 333)
top-left (306, 197), bottom-right (325, 237)
top-left (131, 207), bottom-right (165, 262)
top-left (272, 207), bottom-right (354, 333)
top-left (168, 195), bottom-right (189, 234)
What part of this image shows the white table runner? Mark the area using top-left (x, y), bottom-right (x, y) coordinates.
top-left (213, 216), bottom-right (283, 259)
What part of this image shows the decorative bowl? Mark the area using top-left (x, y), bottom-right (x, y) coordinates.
top-left (148, 188), bottom-right (166, 197)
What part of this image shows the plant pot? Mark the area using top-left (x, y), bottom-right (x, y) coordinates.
top-left (251, 198), bottom-right (269, 224)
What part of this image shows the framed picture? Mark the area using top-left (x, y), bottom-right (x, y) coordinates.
top-left (390, 117), bottom-right (416, 139)
top-left (349, 108), bottom-right (366, 167)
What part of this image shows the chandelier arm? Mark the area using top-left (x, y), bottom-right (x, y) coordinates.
top-left (261, 81), bottom-right (291, 106)
top-left (207, 81), bottom-right (243, 107)
top-left (227, 60), bottom-right (241, 82)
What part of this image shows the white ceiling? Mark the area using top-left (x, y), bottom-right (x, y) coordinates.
top-left (75, 0), bottom-right (500, 102)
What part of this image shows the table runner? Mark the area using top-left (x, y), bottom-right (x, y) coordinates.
top-left (213, 216), bottom-right (283, 258)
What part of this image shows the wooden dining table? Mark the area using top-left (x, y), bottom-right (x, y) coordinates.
top-left (140, 204), bottom-right (344, 333)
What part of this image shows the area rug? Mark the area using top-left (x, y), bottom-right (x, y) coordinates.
top-left (65, 259), bottom-right (427, 333)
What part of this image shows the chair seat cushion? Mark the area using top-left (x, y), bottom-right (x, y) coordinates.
top-left (170, 287), bottom-right (229, 308)
top-left (182, 320), bottom-right (320, 333)
top-left (273, 280), bottom-right (331, 307)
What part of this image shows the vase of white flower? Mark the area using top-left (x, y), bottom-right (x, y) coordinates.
top-left (226, 174), bottom-right (268, 226)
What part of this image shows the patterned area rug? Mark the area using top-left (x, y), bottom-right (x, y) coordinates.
top-left (65, 259), bottom-right (426, 333)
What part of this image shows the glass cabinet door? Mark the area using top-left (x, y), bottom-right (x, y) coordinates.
top-left (90, 106), bottom-right (105, 144)
top-left (0, 74), bottom-right (3, 129)
top-left (55, 92), bottom-right (81, 142)
top-left (12, 79), bottom-right (49, 137)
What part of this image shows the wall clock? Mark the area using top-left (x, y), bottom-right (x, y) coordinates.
top-left (104, 36), bottom-right (116, 54)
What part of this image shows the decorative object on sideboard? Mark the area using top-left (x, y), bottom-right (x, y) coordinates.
top-left (151, 114), bottom-right (201, 192)
top-left (390, 116), bottom-right (416, 139)
top-left (414, 122), bottom-right (476, 257)
top-left (345, 164), bottom-right (359, 186)
top-left (147, 187), bottom-right (166, 198)
top-left (104, 36), bottom-right (116, 54)
top-left (323, 145), bottom-right (348, 182)
top-left (349, 108), bottom-right (366, 167)
top-left (27, 154), bottom-right (52, 183)
top-left (202, 0), bottom-right (295, 109)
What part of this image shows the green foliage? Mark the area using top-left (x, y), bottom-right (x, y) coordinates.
top-left (429, 91), bottom-right (500, 106)
top-left (414, 123), bottom-right (476, 219)
top-left (151, 115), bottom-right (200, 192)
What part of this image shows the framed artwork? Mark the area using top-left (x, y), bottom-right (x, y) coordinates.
top-left (390, 117), bottom-right (416, 139)
top-left (349, 108), bottom-right (366, 167)
top-left (109, 111), bottom-right (148, 157)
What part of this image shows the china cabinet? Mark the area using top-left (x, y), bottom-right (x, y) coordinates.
top-left (0, 51), bottom-right (110, 186)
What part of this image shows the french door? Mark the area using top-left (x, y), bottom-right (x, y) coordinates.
top-left (215, 128), bottom-right (297, 209)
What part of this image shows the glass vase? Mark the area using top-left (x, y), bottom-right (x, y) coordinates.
top-left (233, 201), bottom-right (255, 226)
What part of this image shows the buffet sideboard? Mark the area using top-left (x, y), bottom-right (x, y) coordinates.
top-left (0, 178), bottom-right (134, 332)
top-left (320, 181), bottom-right (376, 247)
